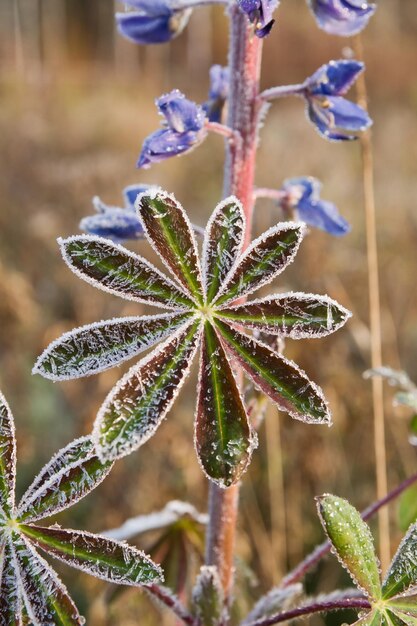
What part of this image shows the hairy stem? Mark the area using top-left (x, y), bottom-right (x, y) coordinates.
top-left (281, 470), bottom-right (417, 588)
top-left (245, 598), bottom-right (371, 626)
top-left (145, 584), bottom-right (195, 625)
top-left (205, 3), bottom-right (264, 605)
top-left (354, 33), bottom-right (390, 572)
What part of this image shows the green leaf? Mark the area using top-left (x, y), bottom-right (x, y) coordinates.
top-left (19, 525), bottom-right (163, 586)
top-left (12, 533), bottom-right (83, 625)
top-left (137, 191), bottom-right (203, 304)
top-left (388, 595), bottom-right (417, 619)
top-left (0, 541), bottom-right (21, 625)
top-left (213, 222), bottom-right (305, 307)
top-left (17, 437), bottom-right (112, 524)
top-left (316, 495), bottom-right (381, 600)
top-left (385, 609), bottom-right (415, 626)
top-left (352, 611), bottom-right (384, 626)
top-left (217, 293), bottom-right (350, 339)
top-left (215, 319), bottom-right (330, 424)
top-left (33, 312), bottom-right (193, 381)
top-left (192, 566), bottom-right (224, 626)
top-left (0, 392), bottom-right (16, 518)
top-left (59, 235), bottom-right (194, 310)
top-left (398, 485), bottom-right (417, 532)
top-left (94, 319), bottom-right (201, 461)
top-left (382, 523), bottom-right (417, 599)
top-left (195, 322), bottom-right (254, 487)
top-left (202, 197), bottom-right (245, 304)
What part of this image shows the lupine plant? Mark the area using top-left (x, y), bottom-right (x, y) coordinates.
top-left (3, 0), bottom-right (417, 624)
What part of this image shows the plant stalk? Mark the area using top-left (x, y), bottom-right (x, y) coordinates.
top-left (205, 3), bottom-right (264, 604)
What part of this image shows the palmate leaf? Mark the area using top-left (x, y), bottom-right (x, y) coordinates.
top-left (202, 197), bottom-right (245, 304)
top-left (59, 235), bottom-right (193, 310)
top-left (195, 322), bottom-right (255, 487)
top-left (94, 319), bottom-right (201, 462)
top-left (215, 319), bottom-right (330, 424)
top-left (217, 292), bottom-right (351, 339)
top-left (382, 523), bottom-right (417, 599)
top-left (213, 222), bottom-right (305, 307)
top-left (388, 596), bottom-right (417, 619)
top-left (11, 533), bottom-right (83, 626)
top-left (137, 190), bottom-right (204, 304)
top-left (0, 542), bottom-right (22, 626)
top-left (33, 312), bottom-right (193, 381)
top-left (19, 525), bottom-right (162, 586)
top-left (316, 495), bottom-right (381, 600)
top-left (0, 392), bottom-right (16, 517)
top-left (352, 611), bottom-right (384, 626)
top-left (17, 437), bottom-right (112, 524)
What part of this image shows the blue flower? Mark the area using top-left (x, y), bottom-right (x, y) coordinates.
top-left (303, 60), bottom-right (372, 141)
top-left (237, 0), bottom-right (280, 38)
top-left (308, 0), bottom-right (376, 36)
top-left (138, 90), bottom-right (207, 168)
top-left (202, 65), bottom-right (229, 123)
top-left (116, 1), bottom-right (191, 45)
top-left (79, 184), bottom-right (152, 242)
top-left (279, 177), bottom-right (351, 236)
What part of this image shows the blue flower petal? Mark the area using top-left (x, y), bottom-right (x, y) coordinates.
top-left (137, 128), bottom-right (206, 168)
top-left (80, 206), bottom-right (145, 242)
top-left (157, 90), bottom-right (206, 133)
top-left (328, 96), bottom-right (372, 131)
top-left (308, 60), bottom-right (364, 96)
top-left (115, 2), bottom-right (191, 45)
top-left (308, 0), bottom-right (376, 37)
top-left (203, 65), bottom-right (229, 123)
top-left (237, 0), bottom-right (279, 38)
top-left (280, 177), bottom-right (351, 236)
top-left (123, 184), bottom-right (153, 209)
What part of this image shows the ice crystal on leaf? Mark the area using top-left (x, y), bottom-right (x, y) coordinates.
top-left (34, 190), bottom-right (351, 488)
top-left (317, 494), bottom-right (417, 625)
top-left (0, 391), bottom-right (162, 625)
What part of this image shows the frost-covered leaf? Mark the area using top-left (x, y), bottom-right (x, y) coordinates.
top-left (213, 222), bottom-right (305, 307)
top-left (316, 495), bottom-right (381, 600)
top-left (137, 190), bottom-right (203, 304)
top-left (94, 319), bottom-right (201, 461)
top-left (33, 312), bottom-right (193, 381)
top-left (11, 533), bottom-right (83, 625)
top-left (217, 293), bottom-right (351, 339)
top-left (0, 391), bottom-right (16, 517)
top-left (202, 197), bottom-right (245, 304)
top-left (19, 525), bottom-right (163, 586)
top-left (388, 596), bottom-right (417, 619)
top-left (242, 583), bottom-right (303, 624)
top-left (398, 485), bottom-right (417, 532)
top-left (0, 541), bottom-right (22, 626)
top-left (192, 565), bottom-right (224, 626)
top-left (215, 320), bottom-right (330, 424)
top-left (59, 235), bottom-right (193, 310)
top-left (195, 322), bottom-right (254, 487)
top-left (17, 437), bottom-right (112, 524)
top-left (384, 609), bottom-right (414, 626)
top-left (382, 523), bottom-right (417, 599)
top-left (352, 611), bottom-right (385, 626)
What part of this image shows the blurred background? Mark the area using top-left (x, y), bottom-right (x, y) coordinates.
top-left (0, 0), bottom-right (417, 623)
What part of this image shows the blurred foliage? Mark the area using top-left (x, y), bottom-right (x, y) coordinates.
top-left (0, 0), bottom-right (417, 624)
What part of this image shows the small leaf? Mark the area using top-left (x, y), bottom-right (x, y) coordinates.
top-left (242, 583), bottom-right (302, 625)
top-left (388, 595), bottom-right (417, 619)
top-left (59, 235), bottom-right (194, 310)
top-left (215, 320), bottom-right (330, 424)
top-left (385, 609), bottom-right (414, 626)
top-left (11, 533), bottom-right (83, 625)
top-left (382, 523), bottom-right (417, 599)
top-left (19, 525), bottom-right (163, 586)
top-left (17, 437), bottom-right (112, 523)
top-left (398, 485), bottom-right (417, 532)
top-left (94, 319), bottom-right (201, 461)
top-left (33, 312), bottom-right (193, 381)
top-left (137, 190), bottom-right (203, 304)
top-left (316, 495), bottom-right (381, 600)
top-left (195, 322), bottom-right (254, 487)
top-left (350, 611), bottom-right (384, 626)
top-left (0, 541), bottom-right (22, 626)
top-left (0, 391), bottom-right (16, 517)
top-left (217, 292), bottom-right (351, 339)
top-left (202, 197), bottom-right (245, 304)
top-left (213, 222), bottom-right (305, 307)
top-left (192, 565), bottom-right (224, 626)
